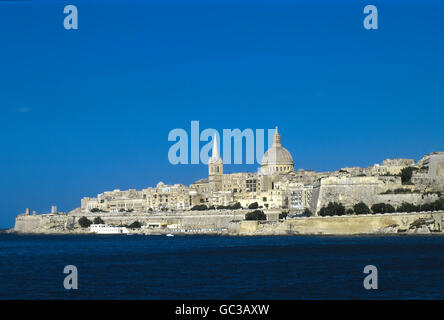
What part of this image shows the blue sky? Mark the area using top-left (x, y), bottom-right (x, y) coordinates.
top-left (0, 0), bottom-right (443, 227)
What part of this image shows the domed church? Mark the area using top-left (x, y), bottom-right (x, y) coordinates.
top-left (261, 127), bottom-right (294, 175)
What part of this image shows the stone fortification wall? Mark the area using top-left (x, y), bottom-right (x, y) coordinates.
top-left (375, 193), bottom-right (440, 207)
top-left (14, 210), bottom-right (247, 233)
top-left (412, 173), bottom-right (444, 192)
top-left (14, 210), bottom-right (444, 236)
top-left (238, 211), bottom-right (444, 235)
top-left (310, 176), bottom-right (441, 214)
top-left (310, 176), bottom-right (388, 213)
top-left (285, 211), bottom-right (444, 235)
top-left (413, 152), bottom-right (444, 192)
top-left (14, 215), bottom-right (41, 232)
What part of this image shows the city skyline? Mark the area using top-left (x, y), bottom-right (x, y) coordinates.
top-left (1, 0), bottom-right (444, 227)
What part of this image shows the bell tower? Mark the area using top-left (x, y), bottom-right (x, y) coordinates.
top-left (208, 134), bottom-right (223, 192)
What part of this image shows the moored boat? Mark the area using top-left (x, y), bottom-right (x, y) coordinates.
top-left (90, 224), bottom-right (129, 234)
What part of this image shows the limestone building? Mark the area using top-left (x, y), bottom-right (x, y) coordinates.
top-left (77, 125), bottom-right (444, 216)
top-left (80, 127), bottom-right (316, 212)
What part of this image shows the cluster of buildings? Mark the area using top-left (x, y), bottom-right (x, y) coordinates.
top-left (79, 127), bottom-right (444, 215)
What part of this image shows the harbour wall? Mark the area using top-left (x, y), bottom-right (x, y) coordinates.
top-left (13, 210), bottom-right (246, 234)
top-left (13, 210), bottom-right (444, 235)
top-left (239, 211), bottom-right (444, 235)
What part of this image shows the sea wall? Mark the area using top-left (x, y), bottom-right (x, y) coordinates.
top-left (14, 210), bottom-right (444, 235)
top-left (13, 210), bottom-right (246, 234)
top-left (239, 211), bottom-right (444, 235)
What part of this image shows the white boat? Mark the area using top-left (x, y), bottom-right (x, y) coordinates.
top-left (90, 224), bottom-right (129, 234)
top-left (166, 233), bottom-right (174, 237)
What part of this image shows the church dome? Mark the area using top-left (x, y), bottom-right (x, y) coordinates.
top-left (261, 127), bottom-right (294, 175)
top-left (261, 146), bottom-right (294, 166)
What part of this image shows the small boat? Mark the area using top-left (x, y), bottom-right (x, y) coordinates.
top-left (166, 233), bottom-right (174, 237)
top-left (90, 224), bottom-right (129, 234)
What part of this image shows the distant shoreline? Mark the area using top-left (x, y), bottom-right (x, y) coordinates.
top-left (10, 210), bottom-right (444, 236)
top-left (3, 231), bottom-right (444, 237)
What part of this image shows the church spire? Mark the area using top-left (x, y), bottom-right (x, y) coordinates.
top-left (211, 133), bottom-right (220, 160)
top-left (208, 133), bottom-right (223, 192)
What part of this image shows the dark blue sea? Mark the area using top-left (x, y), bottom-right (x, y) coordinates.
top-left (0, 233), bottom-right (443, 299)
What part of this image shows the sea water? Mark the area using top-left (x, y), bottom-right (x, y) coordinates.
top-left (0, 233), bottom-right (443, 299)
